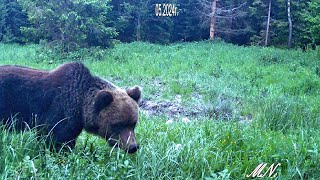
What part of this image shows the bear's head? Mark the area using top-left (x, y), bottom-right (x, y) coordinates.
top-left (85, 86), bottom-right (141, 154)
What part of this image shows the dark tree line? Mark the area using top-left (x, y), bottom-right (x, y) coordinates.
top-left (0, 0), bottom-right (319, 50)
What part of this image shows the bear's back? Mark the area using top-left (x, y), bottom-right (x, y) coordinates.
top-left (0, 65), bottom-right (49, 80)
top-left (0, 65), bottom-right (50, 120)
top-left (0, 62), bottom-right (92, 130)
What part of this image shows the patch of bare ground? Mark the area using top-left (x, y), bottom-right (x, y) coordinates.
top-left (139, 95), bottom-right (201, 117)
top-left (138, 79), bottom-right (252, 123)
top-left (139, 93), bottom-right (252, 123)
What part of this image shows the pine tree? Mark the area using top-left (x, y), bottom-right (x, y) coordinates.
top-left (173, 0), bottom-right (206, 42)
top-left (19, 0), bottom-right (117, 50)
top-left (109, 0), bottom-right (135, 42)
top-left (113, 0), bottom-right (176, 44)
top-left (0, 0), bottom-right (29, 43)
top-left (0, 0), bottom-right (5, 41)
top-left (300, 0), bottom-right (320, 47)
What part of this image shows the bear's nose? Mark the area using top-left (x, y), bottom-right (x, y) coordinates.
top-left (127, 144), bottom-right (139, 154)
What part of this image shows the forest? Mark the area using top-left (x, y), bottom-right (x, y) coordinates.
top-left (0, 0), bottom-right (319, 50)
top-left (0, 0), bottom-right (320, 179)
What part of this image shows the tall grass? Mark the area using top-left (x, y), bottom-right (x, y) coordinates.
top-left (1, 116), bottom-right (319, 179)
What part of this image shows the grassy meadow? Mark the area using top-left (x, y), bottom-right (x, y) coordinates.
top-left (0, 41), bottom-right (320, 179)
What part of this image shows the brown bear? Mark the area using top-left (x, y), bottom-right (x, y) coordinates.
top-left (0, 62), bottom-right (141, 154)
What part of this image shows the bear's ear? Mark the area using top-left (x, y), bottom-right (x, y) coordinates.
top-left (126, 86), bottom-right (141, 102)
top-left (94, 91), bottom-right (113, 112)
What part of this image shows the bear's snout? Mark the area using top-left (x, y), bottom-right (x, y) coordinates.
top-left (127, 143), bottom-right (139, 154)
top-left (120, 129), bottom-right (139, 154)
top-left (107, 128), bottom-right (139, 153)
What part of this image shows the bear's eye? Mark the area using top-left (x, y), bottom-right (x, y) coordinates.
top-left (111, 121), bottom-right (136, 129)
top-left (132, 122), bottom-right (137, 127)
top-left (111, 123), bottom-right (123, 129)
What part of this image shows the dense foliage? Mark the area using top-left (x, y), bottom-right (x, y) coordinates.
top-left (0, 0), bottom-right (29, 43)
top-left (18, 0), bottom-right (118, 52)
top-left (0, 0), bottom-right (319, 48)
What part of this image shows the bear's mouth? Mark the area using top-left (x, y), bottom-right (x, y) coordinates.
top-left (107, 139), bottom-right (120, 148)
top-left (107, 139), bottom-right (139, 153)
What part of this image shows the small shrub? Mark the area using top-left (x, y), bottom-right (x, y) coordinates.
top-left (36, 43), bottom-right (108, 62)
top-left (260, 52), bottom-right (283, 64)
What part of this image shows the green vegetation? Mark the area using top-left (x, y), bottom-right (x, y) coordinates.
top-left (19, 0), bottom-right (118, 50)
top-left (1, 0), bottom-right (320, 48)
top-left (0, 41), bottom-right (320, 178)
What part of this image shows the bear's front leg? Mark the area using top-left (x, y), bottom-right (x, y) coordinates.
top-left (46, 132), bottom-right (77, 152)
top-left (44, 115), bottom-right (84, 152)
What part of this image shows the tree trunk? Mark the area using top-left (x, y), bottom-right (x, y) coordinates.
top-left (265, 0), bottom-right (272, 46)
top-left (210, 0), bottom-right (217, 40)
top-left (287, 0), bottom-right (292, 48)
top-left (136, 13), bottom-right (141, 41)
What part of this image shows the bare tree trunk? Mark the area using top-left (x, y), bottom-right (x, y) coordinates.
top-left (210, 0), bottom-right (217, 40)
top-left (265, 0), bottom-right (272, 46)
top-left (136, 13), bottom-right (141, 41)
top-left (287, 0), bottom-right (292, 48)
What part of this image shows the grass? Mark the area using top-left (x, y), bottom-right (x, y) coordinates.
top-left (0, 41), bottom-right (320, 179)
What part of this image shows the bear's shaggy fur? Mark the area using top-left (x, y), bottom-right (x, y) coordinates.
top-left (0, 62), bottom-right (141, 153)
